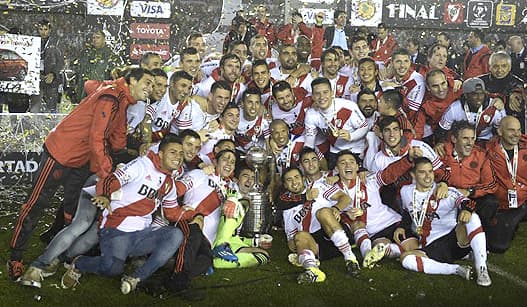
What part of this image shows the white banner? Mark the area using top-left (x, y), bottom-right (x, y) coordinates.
top-left (350, 0), bottom-right (383, 27)
top-left (87, 0), bottom-right (125, 16)
top-left (130, 1), bottom-right (171, 18)
top-left (298, 8), bottom-right (335, 25)
top-left (0, 34), bottom-right (40, 95)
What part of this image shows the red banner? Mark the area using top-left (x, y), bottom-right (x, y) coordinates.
top-left (130, 23), bottom-right (170, 40)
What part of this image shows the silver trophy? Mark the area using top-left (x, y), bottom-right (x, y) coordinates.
top-left (240, 146), bottom-right (273, 237)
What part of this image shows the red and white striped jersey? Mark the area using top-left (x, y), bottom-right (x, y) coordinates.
top-left (401, 184), bottom-right (468, 247)
top-left (146, 92), bottom-right (180, 134)
top-left (271, 93), bottom-right (312, 136)
top-left (199, 125), bottom-right (235, 156)
top-left (235, 114), bottom-right (270, 153)
top-left (178, 169), bottom-right (239, 244)
top-left (170, 99), bottom-right (219, 134)
top-left (98, 153), bottom-right (182, 232)
top-left (269, 67), bottom-right (314, 95)
top-left (274, 135), bottom-right (323, 176)
top-left (304, 98), bottom-right (368, 154)
top-left (399, 70), bottom-right (426, 113)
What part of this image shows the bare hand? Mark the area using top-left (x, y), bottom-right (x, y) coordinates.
top-left (492, 97), bottom-right (504, 111)
top-left (201, 164), bottom-right (215, 175)
top-left (435, 182), bottom-right (448, 200)
top-left (325, 175), bottom-right (339, 186)
top-left (453, 80), bottom-right (462, 92)
top-left (509, 93), bottom-right (523, 112)
top-left (331, 207), bottom-right (341, 222)
top-left (44, 73), bottom-right (54, 84)
top-left (393, 227), bottom-right (406, 244)
top-left (434, 143), bottom-right (446, 158)
top-left (139, 143), bottom-right (152, 156)
top-left (457, 188), bottom-right (470, 197)
top-left (458, 209), bottom-right (472, 223)
top-left (337, 129), bottom-right (351, 141)
top-left (307, 188), bottom-right (319, 201)
top-left (348, 84), bottom-right (360, 93)
top-left (92, 196), bottom-right (112, 215)
top-left (347, 207), bottom-right (363, 219)
top-left (408, 146), bottom-right (423, 161)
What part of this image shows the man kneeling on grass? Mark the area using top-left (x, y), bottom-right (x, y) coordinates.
top-left (278, 166), bottom-right (359, 284)
top-left (61, 135), bottom-right (187, 294)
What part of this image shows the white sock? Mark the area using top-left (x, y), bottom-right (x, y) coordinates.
top-left (330, 229), bottom-right (357, 262)
top-left (402, 255), bottom-right (458, 275)
top-left (353, 228), bottom-right (371, 257)
top-left (385, 243), bottom-right (402, 258)
top-left (298, 249), bottom-right (317, 269)
top-left (470, 232), bottom-right (487, 269)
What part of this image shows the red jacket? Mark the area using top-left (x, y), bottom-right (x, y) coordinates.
top-left (487, 137), bottom-right (527, 210)
top-left (440, 142), bottom-right (497, 199)
top-left (250, 18), bottom-right (277, 47)
top-left (277, 23), bottom-right (312, 45)
top-left (45, 78), bottom-right (135, 178)
top-left (371, 35), bottom-right (398, 64)
top-left (463, 45), bottom-right (492, 79)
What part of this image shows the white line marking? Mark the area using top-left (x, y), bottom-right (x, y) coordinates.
top-left (488, 264), bottom-right (527, 289)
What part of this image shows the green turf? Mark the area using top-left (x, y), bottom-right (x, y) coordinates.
top-left (1, 204), bottom-right (527, 307)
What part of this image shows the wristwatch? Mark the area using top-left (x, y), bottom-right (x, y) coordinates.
top-left (468, 187), bottom-right (475, 197)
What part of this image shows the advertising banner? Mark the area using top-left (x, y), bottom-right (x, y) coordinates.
top-left (0, 34), bottom-right (40, 95)
top-left (130, 1), bottom-right (171, 18)
top-left (130, 23), bottom-right (171, 40)
top-left (87, 0), bottom-right (125, 16)
top-left (350, 0), bottom-right (383, 27)
top-left (130, 43), bottom-right (170, 60)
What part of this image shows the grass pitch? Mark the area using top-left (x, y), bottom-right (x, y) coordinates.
top-left (1, 196), bottom-right (527, 307)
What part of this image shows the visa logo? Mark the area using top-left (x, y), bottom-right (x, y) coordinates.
top-left (130, 1), bottom-right (171, 19)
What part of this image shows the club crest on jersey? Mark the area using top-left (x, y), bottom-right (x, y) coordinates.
top-left (334, 118), bottom-right (343, 128)
top-left (430, 200), bottom-right (438, 210)
top-left (483, 115), bottom-right (491, 123)
top-left (337, 84), bottom-right (343, 94)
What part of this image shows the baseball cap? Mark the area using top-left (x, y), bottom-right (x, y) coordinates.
top-left (463, 77), bottom-right (486, 93)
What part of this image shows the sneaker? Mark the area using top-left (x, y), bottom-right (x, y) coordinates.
top-left (288, 253), bottom-right (320, 267)
top-left (476, 266), bottom-right (492, 287)
top-left (61, 263), bottom-right (82, 289)
top-left (363, 243), bottom-right (387, 269)
top-left (455, 265), bottom-right (472, 281)
top-left (297, 267), bottom-right (326, 284)
top-left (120, 275), bottom-right (141, 295)
top-left (212, 243), bottom-right (238, 263)
top-left (346, 259), bottom-right (361, 277)
top-left (20, 266), bottom-right (44, 288)
top-left (7, 260), bottom-right (24, 281)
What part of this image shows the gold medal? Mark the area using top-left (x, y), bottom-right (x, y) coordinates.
top-left (416, 226), bottom-right (422, 235)
top-left (356, 208), bottom-right (363, 217)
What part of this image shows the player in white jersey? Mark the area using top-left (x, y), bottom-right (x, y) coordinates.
top-left (305, 77), bottom-right (369, 168)
top-left (438, 77), bottom-right (506, 142)
top-left (199, 103), bottom-right (240, 156)
top-left (277, 166), bottom-right (359, 284)
top-left (246, 59), bottom-right (276, 111)
top-left (145, 71), bottom-right (193, 143)
top-left (269, 44), bottom-right (314, 95)
top-left (171, 80), bottom-right (230, 136)
top-left (61, 135), bottom-right (187, 294)
top-left (235, 88), bottom-right (270, 153)
top-left (270, 81), bottom-right (313, 137)
top-left (396, 157), bottom-right (491, 287)
top-left (195, 54), bottom-right (246, 103)
top-left (364, 116), bottom-right (444, 173)
top-left (313, 49), bottom-right (355, 100)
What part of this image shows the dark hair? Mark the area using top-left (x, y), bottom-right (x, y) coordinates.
top-left (334, 10), bottom-right (346, 20)
top-left (232, 16), bottom-right (246, 28)
top-left (169, 70), bottom-right (193, 84)
top-left (350, 36), bottom-right (369, 49)
top-left (425, 69), bottom-right (446, 86)
top-left (150, 68), bottom-right (168, 79)
top-left (214, 139), bottom-right (236, 151)
top-left (471, 29), bottom-right (485, 42)
top-left (228, 40), bottom-right (246, 53)
top-left (281, 166), bottom-right (303, 185)
top-left (381, 89), bottom-right (403, 109)
top-left (235, 161), bottom-right (254, 179)
top-left (279, 43), bottom-right (296, 54)
top-left (215, 149), bottom-right (237, 163)
top-left (335, 150), bottom-right (362, 166)
top-left (92, 29), bottom-right (106, 37)
top-left (377, 23), bottom-right (386, 29)
top-left (358, 57), bottom-right (376, 68)
top-left (180, 47), bottom-right (199, 60)
top-left (37, 19), bottom-right (51, 27)
top-left (451, 121), bottom-right (475, 138)
top-left (299, 147), bottom-right (317, 161)
top-left (124, 68), bottom-right (154, 84)
top-left (251, 59), bottom-right (269, 74)
top-left (311, 77), bottom-right (331, 90)
top-left (179, 129), bottom-right (201, 141)
top-left (321, 48), bottom-right (340, 63)
top-left (407, 37), bottom-right (420, 47)
top-left (438, 32), bottom-right (450, 41)
top-left (272, 80), bottom-right (292, 98)
top-left (343, 50), bottom-right (351, 57)
top-left (159, 133), bottom-right (182, 152)
top-left (391, 48), bottom-right (411, 59)
top-left (186, 32), bottom-right (203, 46)
top-left (411, 157), bottom-right (432, 172)
top-left (211, 80), bottom-right (232, 94)
top-left (357, 88), bottom-right (377, 102)
top-left (242, 87), bottom-right (261, 102)
top-left (220, 53), bottom-right (241, 68)
top-left (292, 11), bottom-right (302, 18)
top-left (378, 116), bottom-right (400, 131)
top-left (140, 52), bottom-right (161, 67)
top-left (221, 102), bottom-right (239, 117)
top-left (427, 43), bottom-right (447, 60)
